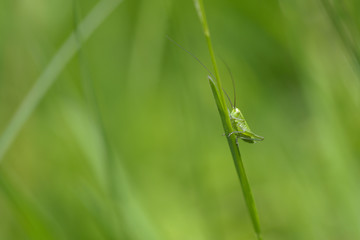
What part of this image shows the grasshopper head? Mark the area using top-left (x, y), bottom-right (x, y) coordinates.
top-left (230, 107), bottom-right (243, 119)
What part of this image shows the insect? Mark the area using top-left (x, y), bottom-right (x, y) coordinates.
top-left (228, 107), bottom-right (264, 144)
top-left (167, 36), bottom-right (264, 144)
top-left (216, 63), bottom-right (264, 144)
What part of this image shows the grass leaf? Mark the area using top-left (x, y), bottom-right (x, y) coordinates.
top-left (195, 0), bottom-right (263, 239)
top-left (0, 0), bottom-right (124, 162)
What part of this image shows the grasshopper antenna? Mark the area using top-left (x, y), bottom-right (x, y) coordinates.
top-left (166, 35), bottom-right (216, 81)
top-left (222, 88), bottom-right (234, 109)
top-left (220, 58), bottom-right (237, 108)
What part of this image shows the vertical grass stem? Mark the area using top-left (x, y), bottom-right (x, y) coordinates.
top-left (194, 0), bottom-right (263, 239)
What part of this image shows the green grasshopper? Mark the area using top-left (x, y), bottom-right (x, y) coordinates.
top-left (228, 106), bottom-right (264, 144)
top-left (209, 73), bottom-right (264, 144)
top-left (167, 36), bottom-right (264, 144)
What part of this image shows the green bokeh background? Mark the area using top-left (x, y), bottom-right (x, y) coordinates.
top-left (1, 0), bottom-right (360, 239)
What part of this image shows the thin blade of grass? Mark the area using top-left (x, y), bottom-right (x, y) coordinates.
top-left (209, 79), bottom-right (262, 240)
top-left (73, 0), bottom-right (117, 196)
top-left (71, 1), bottom-right (162, 239)
top-left (320, 0), bottom-right (360, 78)
top-left (0, 0), bottom-right (124, 162)
top-left (0, 170), bottom-right (61, 239)
top-left (194, 0), bottom-right (263, 238)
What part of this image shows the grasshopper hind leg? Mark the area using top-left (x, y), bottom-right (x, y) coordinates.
top-left (228, 131), bottom-right (244, 137)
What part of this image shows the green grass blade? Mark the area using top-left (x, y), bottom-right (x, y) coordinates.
top-left (0, 0), bottom-right (124, 162)
top-left (0, 170), bottom-right (60, 239)
top-left (193, 0), bottom-right (225, 110)
top-left (194, 0), bottom-right (263, 239)
top-left (71, 2), bottom-right (162, 239)
top-left (209, 79), bottom-right (262, 240)
top-left (320, 0), bottom-right (360, 77)
top-left (73, 0), bottom-right (117, 195)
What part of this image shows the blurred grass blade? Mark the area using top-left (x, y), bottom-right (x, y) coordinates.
top-left (320, 0), bottom-right (360, 77)
top-left (73, 0), bottom-right (116, 194)
top-left (0, 170), bottom-right (59, 240)
top-left (61, 100), bottom-right (162, 240)
top-left (194, 0), bottom-right (263, 239)
top-left (71, 2), bottom-right (162, 239)
top-left (0, 0), bottom-right (124, 162)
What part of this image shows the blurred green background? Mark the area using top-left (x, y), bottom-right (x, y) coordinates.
top-left (1, 0), bottom-right (360, 239)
